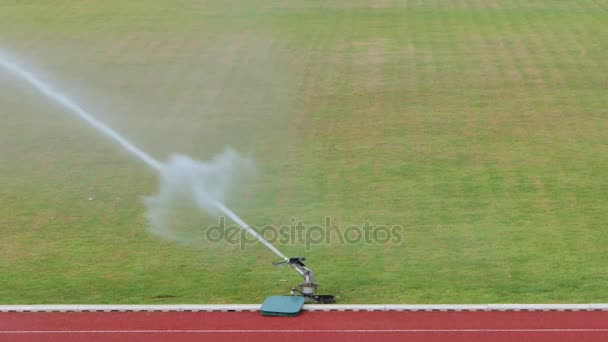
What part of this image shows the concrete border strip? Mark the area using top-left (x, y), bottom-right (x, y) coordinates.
top-left (2, 304), bottom-right (608, 313)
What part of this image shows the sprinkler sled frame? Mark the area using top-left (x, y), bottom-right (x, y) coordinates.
top-left (273, 257), bottom-right (335, 304)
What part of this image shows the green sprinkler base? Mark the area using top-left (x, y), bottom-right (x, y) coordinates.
top-left (260, 296), bottom-right (305, 317)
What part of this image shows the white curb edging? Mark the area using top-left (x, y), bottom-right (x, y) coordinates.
top-left (1, 304), bottom-right (608, 313)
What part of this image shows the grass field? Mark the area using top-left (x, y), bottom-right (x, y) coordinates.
top-left (1, 0), bottom-right (607, 304)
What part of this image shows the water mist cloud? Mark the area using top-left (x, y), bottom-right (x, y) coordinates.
top-left (144, 148), bottom-right (254, 243)
top-left (1, 47), bottom-right (287, 259)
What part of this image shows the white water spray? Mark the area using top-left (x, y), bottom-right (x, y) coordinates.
top-left (0, 50), bottom-right (288, 261)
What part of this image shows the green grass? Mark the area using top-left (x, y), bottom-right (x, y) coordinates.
top-left (1, 0), bottom-right (607, 304)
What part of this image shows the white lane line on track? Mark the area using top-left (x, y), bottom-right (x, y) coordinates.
top-left (2, 329), bottom-right (608, 334)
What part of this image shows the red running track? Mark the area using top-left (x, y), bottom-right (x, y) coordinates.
top-left (2, 310), bottom-right (608, 342)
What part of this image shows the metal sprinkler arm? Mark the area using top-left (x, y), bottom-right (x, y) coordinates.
top-left (273, 257), bottom-right (316, 288)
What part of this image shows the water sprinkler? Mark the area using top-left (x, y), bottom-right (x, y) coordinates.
top-left (273, 257), bottom-right (335, 304)
top-left (0, 49), bottom-right (333, 313)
